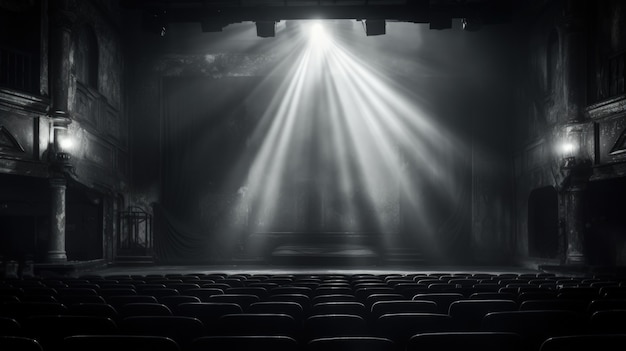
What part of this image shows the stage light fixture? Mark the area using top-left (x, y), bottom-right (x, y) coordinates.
top-left (364, 19), bottom-right (386, 36)
top-left (256, 21), bottom-right (277, 38)
top-left (461, 17), bottom-right (483, 31)
top-left (429, 11), bottom-right (452, 30)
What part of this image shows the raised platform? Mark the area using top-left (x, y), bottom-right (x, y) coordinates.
top-left (270, 244), bottom-right (380, 266)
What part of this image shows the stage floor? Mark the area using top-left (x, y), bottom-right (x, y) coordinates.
top-left (84, 264), bottom-right (545, 277)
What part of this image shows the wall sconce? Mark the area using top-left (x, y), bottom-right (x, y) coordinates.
top-left (49, 110), bottom-right (73, 168)
top-left (559, 125), bottom-right (583, 169)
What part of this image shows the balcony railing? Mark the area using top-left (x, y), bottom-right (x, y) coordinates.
top-left (0, 46), bottom-right (38, 94)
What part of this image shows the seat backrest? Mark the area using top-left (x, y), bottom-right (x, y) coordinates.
top-left (0, 317), bottom-right (21, 336)
top-left (375, 313), bottom-right (454, 343)
top-left (206, 294), bottom-right (260, 309)
top-left (413, 293), bottom-right (465, 314)
top-left (539, 334), bottom-right (626, 351)
top-left (22, 315), bottom-right (118, 350)
top-left (370, 300), bottom-right (438, 319)
top-left (407, 332), bottom-right (524, 351)
top-left (176, 302), bottom-right (242, 332)
top-left (118, 303), bottom-right (173, 318)
top-left (120, 316), bottom-right (204, 349)
top-left (481, 310), bottom-right (585, 351)
top-left (248, 301), bottom-right (304, 320)
top-left (215, 313), bottom-right (298, 337)
top-left (308, 336), bottom-right (396, 351)
top-left (157, 295), bottom-right (201, 313)
top-left (63, 335), bottom-right (180, 351)
top-left (0, 336), bottom-right (43, 351)
top-left (311, 302), bottom-right (367, 318)
top-left (304, 314), bottom-right (368, 341)
top-left (588, 309), bottom-right (626, 334)
top-left (448, 299), bottom-right (518, 330)
top-left (190, 335), bottom-right (298, 351)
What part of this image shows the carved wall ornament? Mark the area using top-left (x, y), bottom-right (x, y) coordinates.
top-left (0, 125), bottom-right (25, 153)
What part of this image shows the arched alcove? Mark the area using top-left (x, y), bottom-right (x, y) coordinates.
top-left (528, 186), bottom-right (559, 259)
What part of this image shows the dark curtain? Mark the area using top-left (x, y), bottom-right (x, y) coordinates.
top-left (155, 77), bottom-right (258, 264)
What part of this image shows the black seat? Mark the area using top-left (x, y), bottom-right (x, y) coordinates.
top-left (63, 335), bottom-right (180, 351)
top-left (308, 336), bottom-right (397, 351)
top-left (215, 313), bottom-right (298, 338)
top-left (190, 335), bottom-right (298, 351)
top-left (120, 316), bottom-right (204, 349)
top-left (0, 336), bottom-right (43, 351)
top-left (540, 334), bottom-right (626, 351)
top-left (407, 332), bottom-right (524, 351)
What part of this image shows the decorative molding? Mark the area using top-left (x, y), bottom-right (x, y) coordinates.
top-left (609, 127), bottom-right (626, 156)
top-left (0, 126), bottom-right (25, 153)
top-left (0, 88), bottom-right (50, 115)
top-left (586, 95), bottom-right (626, 120)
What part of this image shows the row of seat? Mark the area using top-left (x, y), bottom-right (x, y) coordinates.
top-left (1, 271), bottom-right (625, 351)
top-left (2, 333), bottom-right (625, 351)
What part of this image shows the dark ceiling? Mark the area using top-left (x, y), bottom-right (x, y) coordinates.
top-left (121, 0), bottom-right (513, 32)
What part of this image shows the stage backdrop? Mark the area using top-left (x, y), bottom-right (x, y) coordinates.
top-left (155, 72), bottom-right (470, 263)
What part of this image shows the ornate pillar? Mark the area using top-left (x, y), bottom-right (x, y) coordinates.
top-left (564, 183), bottom-right (586, 264)
top-left (559, 0), bottom-right (586, 123)
top-left (48, 2), bottom-right (75, 114)
top-left (46, 2), bottom-right (74, 263)
top-left (47, 178), bottom-right (68, 262)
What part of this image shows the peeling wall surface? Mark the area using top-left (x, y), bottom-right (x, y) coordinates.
top-left (0, 0), bottom-right (126, 263)
top-left (511, 0), bottom-right (626, 265)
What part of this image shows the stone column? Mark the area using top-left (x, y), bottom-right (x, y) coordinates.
top-left (564, 183), bottom-right (586, 264)
top-left (47, 178), bottom-right (67, 262)
top-left (48, 3), bottom-right (75, 114)
top-left (559, 0), bottom-right (586, 123)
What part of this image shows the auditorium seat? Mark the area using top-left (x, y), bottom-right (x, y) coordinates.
top-left (185, 288), bottom-right (224, 301)
top-left (248, 301), bottom-right (304, 320)
top-left (22, 315), bottom-right (118, 350)
top-left (215, 313), bottom-right (299, 338)
top-left (587, 299), bottom-right (626, 314)
top-left (448, 299), bottom-right (518, 331)
top-left (308, 336), bottom-right (397, 351)
top-left (63, 335), bottom-right (181, 351)
top-left (270, 286), bottom-right (313, 297)
top-left (106, 295), bottom-right (158, 308)
top-left (0, 336), bottom-right (43, 351)
top-left (412, 293), bottom-right (465, 314)
top-left (539, 334), bottom-right (626, 351)
top-left (207, 294), bottom-right (260, 309)
top-left (118, 302), bottom-right (173, 317)
top-left (304, 314), bottom-right (368, 340)
top-left (311, 294), bottom-right (357, 304)
top-left (310, 301), bottom-right (367, 318)
top-left (67, 302), bottom-right (118, 319)
top-left (370, 300), bottom-right (438, 319)
top-left (481, 310), bottom-right (585, 351)
top-left (120, 316), bottom-right (205, 349)
top-left (375, 313), bottom-right (454, 344)
top-left (268, 294), bottom-right (312, 312)
top-left (158, 295), bottom-right (201, 313)
top-left (224, 287), bottom-right (269, 299)
top-left (0, 301), bottom-right (68, 321)
top-left (588, 310), bottom-right (626, 334)
top-left (406, 332), bottom-right (524, 351)
top-left (0, 317), bottom-right (21, 336)
top-left (176, 302), bottom-right (243, 332)
top-left (191, 335), bottom-right (299, 351)
top-left (20, 295), bottom-right (57, 303)
top-left (519, 299), bottom-right (588, 313)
